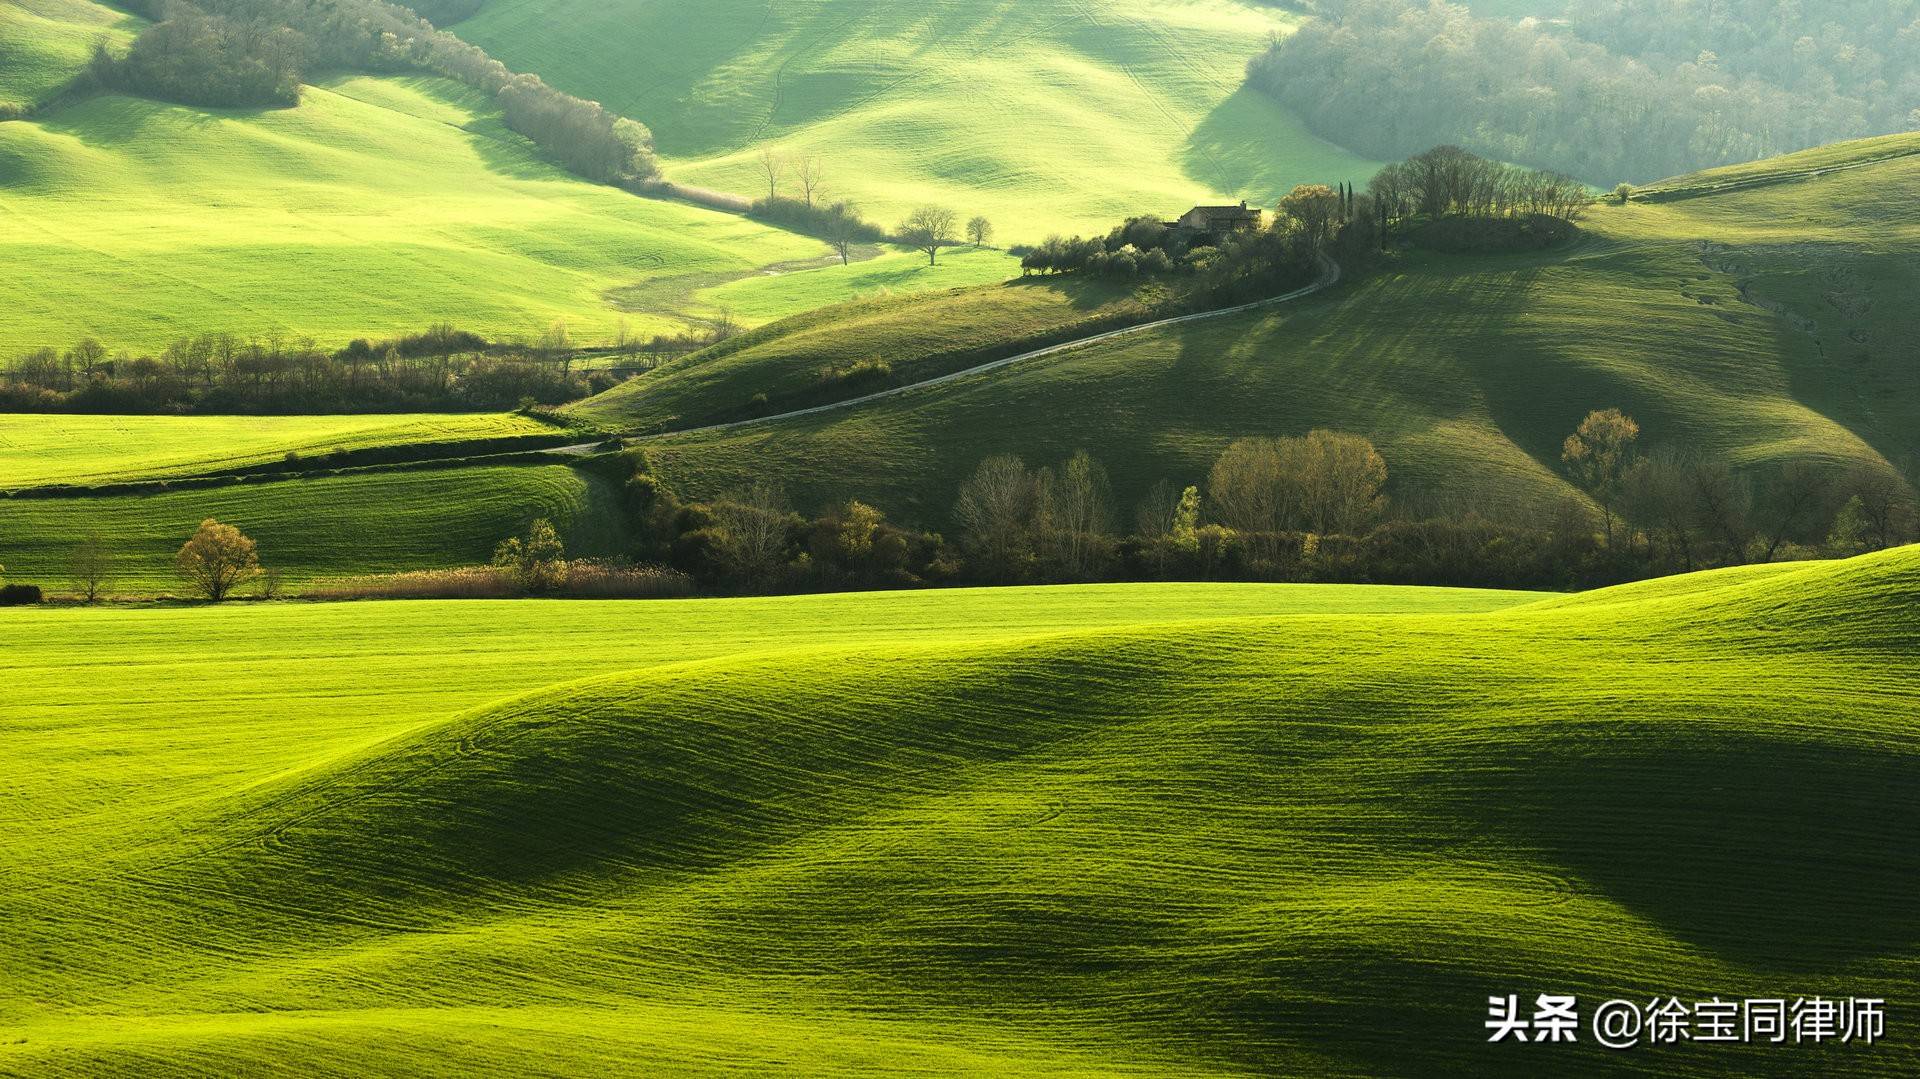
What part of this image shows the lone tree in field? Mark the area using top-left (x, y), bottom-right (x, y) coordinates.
top-left (1562, 408), bottom-right (1640, 546)
top-left (967, 215), bottom-right (994, 248)
top-left (70, 534), bottom-right (110, 603)
top-left (493, 517), bottom-right (568, 593)
top-left (756, 147), bottom-right (786, 203)
top-left (176, 518), bottom-right (261, 602)
top-left (823, 202), bottom-right (864, 265)
top-left (901, 205), bottom-right (958, 265)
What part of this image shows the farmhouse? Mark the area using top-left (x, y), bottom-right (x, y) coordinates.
top-left (1173, 200), bottom-right (1264, 244)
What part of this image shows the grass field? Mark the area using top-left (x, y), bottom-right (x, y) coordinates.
top-left (616, 134), bottom-right (1920, 528)
top-left (0, 411), bottom-right (554, 489)
top-left (0, 0), bottom-right (138, 111)
top-left (0, 463), bottom-right (628, 590)
top-left (1, 547), bottom-right (1913, 1073)
top-left (0, 72), bottom-right (1040, 355)
top-left (452, 0), bottom-right (1384, 238)
top-left (574, 274), bottom-right (1159, 432)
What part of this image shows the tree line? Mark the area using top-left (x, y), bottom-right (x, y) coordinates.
top-left (90, 0), bottom-right (658, 187)
top-left (0, 324), bottom-right (691, 413)
top-left (1248, 0), bottom-right (1920, 184)
top-left (5, 414), bottom-right (1910, 604)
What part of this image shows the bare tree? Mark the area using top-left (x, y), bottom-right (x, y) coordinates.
top-left (955, 454), bottom-right (1037, 579)
top-left (70, 534), bottom-right (110, 603)
top-left (1624, 449), bottom-right (1696, 569)
top-left (823, 202), bottom-right (864, 265)
top-left (1687, 457), bottom-right (1753, 565)
top-left (1039, 450), bottom-right (1114, 579)
top-left (176, 518), bottom-right (261, 602)
top-left (1298, 429), bottom-right (1388, 535)
top-left (966, 215), bottom-right (994, 248)
top-left (1207, 437), bottom-right (1302, 558)
top-left (714, 482), bottom-right (792, 585)
top-left (1755, 462), bottom-right (1831, 562)
top-left (756, 147), bottom-right (786, 203)
top-left (900, 205), bottom-right (958, 266)
top-left (1278, 184), bottom-right (1341, 255)
top-left (794, 155), bottom-right (825, 208)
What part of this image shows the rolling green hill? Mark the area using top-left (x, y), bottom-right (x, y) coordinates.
top-left (2, 547), bottom-right (1914, 1074)
top-left (0, 0), bottom-right (138, 112)
top-left (616, 134), bottom-right (1920, 529)
top-left (0, 71), bottom-right (1016, 355)
top-left (0, 462), bottom-right (628, 590)
top-left (451, 0), bottom-right (1383, 238)
top-left (572, 273), bottom-right (1161, 431)
top-left (0, 411), bottom-right (555, 488)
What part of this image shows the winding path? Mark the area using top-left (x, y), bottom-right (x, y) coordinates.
top-left (576, 254), bottom-right (1342, 447)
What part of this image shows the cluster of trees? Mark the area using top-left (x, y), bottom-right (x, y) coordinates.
top-left (1248, 0), bottom-right (1920, 183)
top-left (1016, 185), bottom-right (1350, 301)
top-left (1559, 408), bottom-right (1918, 570)
top-left (92, 0), bottom-right (658, 186)
top-left (0, 326), bottom-right (618, 413)
top-left (1368, 146), bottom-right (1586, 225)
top-left (749, 151), bottom-right (993, 264)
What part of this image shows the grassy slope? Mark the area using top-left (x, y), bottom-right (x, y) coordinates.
top-left (0, 0), bottom-right (139, 111)
top-left (0, 74), bottom-right (834, 354)
top-left (573, 274), bottom-right (1159, 431)
top-left (1, 548), bottom-right (1914, 1074)
top-left (0, 463), bottom-right (628, 589)
top-left (454, 0), bottom-right (1383, 238)
top-left (0, 412), bottom-right (554, 488)
top-left (630, 135), bottom-right (1920, 527)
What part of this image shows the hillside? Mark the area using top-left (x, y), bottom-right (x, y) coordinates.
top-left (450, 0), bottom-right (1382, 237)
top-left (570, 274), bottom-right (1162, 431)
top-left (0, 70), bottom-right (1018, 355)
top-left (617, 134), bottom-right (1920, 529)
top-left (0, 0), bottom-right (138, 112)
top-left (0, 462), bottom-right (630, 589)
top-left (2, 548), bottom-right (1915, 1074)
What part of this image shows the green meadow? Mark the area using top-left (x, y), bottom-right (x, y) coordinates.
top-left (612, 134), bottom-right (1919, 528)
top-left (0, 463), bottom-right (628, 589)
top-left (1, 548), bottom-right (1914, 1073)
top-left (453, 0), bottom-right (1384, 238)
top-left (0, 0), bottom-right (138, 111)
top-left (573, 273), bottom-right (1157, 431)
top-left (0, 411), bottom-right (552, 488)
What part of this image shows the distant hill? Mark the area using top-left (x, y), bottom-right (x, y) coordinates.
top-left (4, 546), bottom-right (1916, 1073)
top-left (614, 133), bottom-right (1920, 530)
top-left (449, 0), bottom-right (1383, 237)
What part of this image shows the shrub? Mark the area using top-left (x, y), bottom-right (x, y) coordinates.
top-left (0, 584), bottom-right (44, 606)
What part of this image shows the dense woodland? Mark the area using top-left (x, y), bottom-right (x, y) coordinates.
top-left (1251, 0), bottom-right (1920, 182)
top-left (88, 0), bottom-right (657, 186)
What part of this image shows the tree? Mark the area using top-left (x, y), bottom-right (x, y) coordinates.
top-left (900, 205), bottom-right (958, 265)
top-left (1278, 184), bottom-right (1342, 255)
top-left (794, 155), bottom-right (825, 208)
top-left (176, 518), bottom-right (261, 602)
top-left (712, 482), bottom-right (793, 585)
top-left (823, 202), bottom-right (865, 265)
top-left (1612, 183), bottom-right (1634, 204)
top-left (70, 534), bottom-right (110, 603)
top-left (955, 454), bottom-right (1037, 579)
top-left (756, 147), bottom-right (786, 203)
top-left (1624, 449), bottom-right (1696, 568)
top-left (493, 517), bottom-right (567, 593)
top-left (967, 215), bottom-right (994, 248)
top-left (1039, 450), bottom-right (1114, 578)
top-left (1561, 408), bottom-right (1640, 546)
top-left (1755, 461), bottom-right (1830, 562)
top-left (1298, 429), bottom-right (1388, 535)
top-left (1207, 437), bottom-right (1303, 558)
